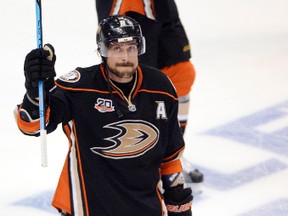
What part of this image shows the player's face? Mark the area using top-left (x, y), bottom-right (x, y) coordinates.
top-left (106, 40), bottom-right (138, 82)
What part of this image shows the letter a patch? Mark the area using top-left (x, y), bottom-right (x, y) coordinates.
top-left (156, 101), bottom-right (167, 119)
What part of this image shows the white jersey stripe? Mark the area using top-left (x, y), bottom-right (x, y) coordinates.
top-left (111, 0), bottom-right (123, 15)
top-left (69, 120), bottom-right (84, 216)
top-left (143, 0), bottom-right (155, 20)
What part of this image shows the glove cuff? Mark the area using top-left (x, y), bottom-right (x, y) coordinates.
top-left (166, 201), bottom-right (192, 216)
top-left (164, 186), bottom-right (193, 216)
top-left (21, 94), bottom-right (40, 120)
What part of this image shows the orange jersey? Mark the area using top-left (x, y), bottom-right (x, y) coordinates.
top-left (110, 0), bottom-right (155, 19)
top-left (162, 61), bottom-right (196, 97)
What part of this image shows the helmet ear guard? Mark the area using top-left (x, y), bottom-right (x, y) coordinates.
top-left (96, 15), bottom-right (146, 57)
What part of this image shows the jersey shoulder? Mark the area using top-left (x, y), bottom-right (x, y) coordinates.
top-left (139, 64), bottom-right (177, 95)
top-left (55, 65), bottom-right (102, 89)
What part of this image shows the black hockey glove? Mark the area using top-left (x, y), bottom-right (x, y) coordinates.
top-left (163, 185), bottom-right (193, 216)
top-left (24, 44), bottom-right (56, 98)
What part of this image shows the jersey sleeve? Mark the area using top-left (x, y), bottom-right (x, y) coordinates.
top-left (15, 87), bottom-right (70, 136)
top-left (158, 76), bottom-right (186, 188)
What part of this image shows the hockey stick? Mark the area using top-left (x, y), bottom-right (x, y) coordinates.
top-left (35, 0), bottom-right (48, 167)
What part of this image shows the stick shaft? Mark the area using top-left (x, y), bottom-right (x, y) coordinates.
top-left (35, 0), bottom-right (48, 167)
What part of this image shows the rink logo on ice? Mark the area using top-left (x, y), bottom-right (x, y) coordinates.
top-left (206, 100), bottom-right (288, 156)
top-left (189, 100), bottom-right (288, 191)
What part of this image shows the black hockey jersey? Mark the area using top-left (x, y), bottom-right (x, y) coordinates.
top-left (17, 64), bottom-right (185, 216)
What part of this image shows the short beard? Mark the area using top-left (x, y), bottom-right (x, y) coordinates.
top-left (107, 63), bottom-right (137, 79)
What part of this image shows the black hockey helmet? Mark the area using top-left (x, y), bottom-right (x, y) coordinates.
top-left (96, 15), bottom-right (146, 57)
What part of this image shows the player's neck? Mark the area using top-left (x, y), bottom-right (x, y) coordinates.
top-left (110, 75), bottom-right (136, 97)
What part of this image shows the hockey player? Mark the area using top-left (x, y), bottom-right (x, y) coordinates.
top-left (95, 0), bottom-right (203, 183)
top-left (15, 15), bottom-right (193, 216)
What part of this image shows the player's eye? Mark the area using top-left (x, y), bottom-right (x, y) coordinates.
top-left (113, 46), bottom-right (122, 52)
top-left (128, 45), bottom-right (137, 53)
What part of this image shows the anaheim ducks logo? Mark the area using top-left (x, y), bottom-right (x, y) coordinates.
top-left (59, 70), bottom-right (81, 83)
top-left (90, 120), bottom-right (159, 159)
